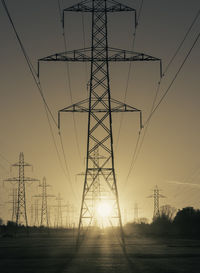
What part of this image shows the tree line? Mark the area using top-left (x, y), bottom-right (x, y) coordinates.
top-left (125, 206), bottom-right (200, 238)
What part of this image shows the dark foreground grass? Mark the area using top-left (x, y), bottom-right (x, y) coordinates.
top-left (0, 232), bottom-right (200, 273)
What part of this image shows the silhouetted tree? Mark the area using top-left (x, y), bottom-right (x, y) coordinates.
top-left (159, 205), bottom-right (177, 221)
top-left (173, 207), bottom-right (200, 235)
top-left (150, 205), bottom-right (176, 235)
top-left (137, 218), bottom-right (149, 224)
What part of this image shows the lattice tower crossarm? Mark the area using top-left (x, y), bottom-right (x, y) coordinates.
top-left (38, 0), bottom-right (162, 243)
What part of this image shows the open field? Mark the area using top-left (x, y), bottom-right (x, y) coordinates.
top-left (0, 231), bottom-right (200, 273)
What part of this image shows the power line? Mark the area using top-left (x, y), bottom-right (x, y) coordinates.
top-left (115, 0), bottom-right (144, 152)
top-left (144, 30), bottom-right (200, 126)
top-left (57, 0), bottom-right (82, 162)
top-left (1, 0), bottom-right (57, 128)
top-left (144, 9), bottom-right (200, 127)
top-left (44, 96), bottom-right (78, 202)
top-left (0, 162), bottom-right (9, 173)
top-left (58, 130), bottom-right (78, 201)
top-left (57, 2), bottom-right (85, 199)
top-left (45, 105), bottom-right (68, 178)
top-left (123, 14), bottom-right (200, 189)
top-left (2, 0), bottom-right (77, 200)
top-left (123, 130), bottom-right (142, 189)
top-left (81, 11), bottom-right (88, 84)
top-left (56, 0), bottom-right (82, 201)
top-left (0, 152), bottom-right (11, 165)
top-left (125, 80), bottom-right (162, 179)
top-left (163, 8), bottom-right (200, 76)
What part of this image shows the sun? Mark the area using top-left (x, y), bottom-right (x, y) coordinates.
top-left (96, 201), bottom-right (112, 218)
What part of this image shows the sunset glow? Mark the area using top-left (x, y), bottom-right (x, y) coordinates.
top-left (97, 201), bottom-right (112, 218)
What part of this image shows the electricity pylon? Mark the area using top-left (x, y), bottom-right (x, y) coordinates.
top-left (134, 203), bottom-right (139, 222)
top-left (4, 153), bottom-right (39, 226)
top-left (8, 188), bottom-right (17, 222)
top-left (65, 202), bottom-right (75, 228)
top-left (54, 193), bottom-right (63, 228)
top-left (123, 208), bottom-right (128, 224)
top-left (91, 147), bottom-right (105, 226)
top-left (147, 185), bottom-right (166, 218)
top-left (39, 0), bottom-right (161, 243)
top-left (30, 204), bottom-right (34, 226)
top-left (33, 198), bottom-right (39, 226)
top-left (33, 177), bottom-right (54, 227)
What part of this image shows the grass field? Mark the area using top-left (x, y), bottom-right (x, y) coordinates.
top-left (0, 231), bottom-right (200, 273)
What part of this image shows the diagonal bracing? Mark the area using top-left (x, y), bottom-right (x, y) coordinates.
top-left (39, 0), bottom-right (161, 245)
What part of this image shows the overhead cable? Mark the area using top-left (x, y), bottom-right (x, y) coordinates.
top-left (1, 0), bottom-right (58, 128)
top-left (57, 0), bottom-right (82, 162)
top-left (163, 8), bottom-right (200, 76)
top-left (2, 0), bottom-right (77, 200)
top-left (144, 31), bottom-right (200, 126)
top-left (115, 0), bottom-right (144, 152)
top-left (124, 10), bottom-right (200, 189)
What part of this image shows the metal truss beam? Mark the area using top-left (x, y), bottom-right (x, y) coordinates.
top-left (38, 47), bottom-right (162, 75)
top-left (64, 0), bottom-right (136, 13)
top-left (39, 0), bottom-right (162, 247)
top-left (58, 98), bottom-right (143, 129)
top-left (58, 98), bottom-right (141, 113)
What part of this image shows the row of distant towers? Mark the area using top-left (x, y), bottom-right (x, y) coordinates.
top-left (3, 152), bottom-right (76, 228)
top-left (2, 152), bottom-right (165, 227)
top-left (37, 0), bottom-right (161, 244)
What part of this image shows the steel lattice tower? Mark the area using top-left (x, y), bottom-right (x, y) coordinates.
top-left (34, 177), bottom-right (54, 227)
top-left (30, 204), bottom-right (34, 226)
top-left (134, 203), bottom-right (139, 222)
top-left (8, 188), bottom-right (17, 222)
top-left (65, 202), bottom-right (76, 228)
top-left (33, 198), bottom-right (39, 226)
top-left (39, 0), bottom-right (161, 242)
top-left (4, 153), bottom-right (39, 226)
top-left (91, 148), bottom-right (101, 225)
top-left (54, 193), bottom-right (63, 228)
top-left (148, 185), bottom-right (165, 218)
top-left (40, 177), bottom-right (49, 227)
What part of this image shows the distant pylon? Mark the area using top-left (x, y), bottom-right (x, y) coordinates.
top-left (33, 177), bottom-right (54, 227)
top-left (123, 208), bottom-right (128, 224)
top-left (0, 204), bottom-right (3, 222)
top-left (54, 193), bottom-right (63, 228)
top-left (4, 153), bottom-right (39, 226)
top-left (33, 198), bottom-right (39, 226)
top-left (39, 0), bottom-right (161, 245)
top-left (65, 202), bottom-right (75, 228)
top-left (8, 188), bottom-right (17, 222)
top-left (30, 204), bottom-right (34, 226)
top-left (134, 203), bottom-right (139, 222)
top-left (147, 185), bottom-right (166, 218)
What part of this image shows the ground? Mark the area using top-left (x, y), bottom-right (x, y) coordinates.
top-left (0, 230), bottom-right (200, 273)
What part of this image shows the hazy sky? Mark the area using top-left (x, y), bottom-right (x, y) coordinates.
top-left (0, 0), bottom-right (200, 222)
